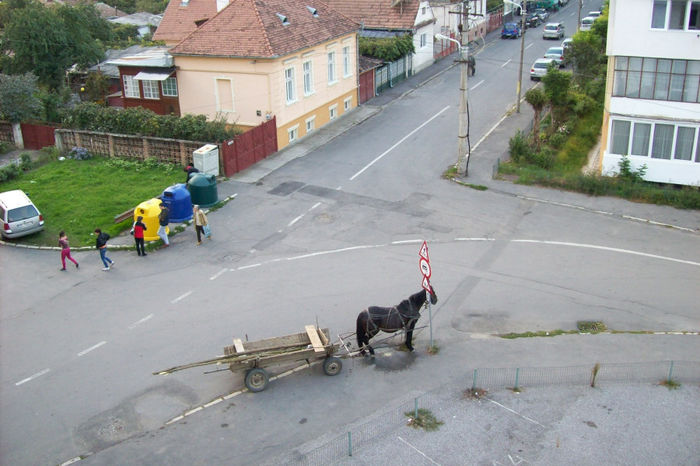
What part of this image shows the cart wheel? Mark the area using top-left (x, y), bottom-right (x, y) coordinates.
top-left (245, 368), bottom-right (269, 392)
top-left (323, 357), bottom-right (342, 376)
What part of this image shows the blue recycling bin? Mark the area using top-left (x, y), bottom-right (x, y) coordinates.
top-left (161, 183), bottom-right (193, 223)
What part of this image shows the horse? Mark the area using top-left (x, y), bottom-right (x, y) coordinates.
top-left (356, 285), bottom-right (438, 356)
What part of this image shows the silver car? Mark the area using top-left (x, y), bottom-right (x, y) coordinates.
top-left (543, 22), bottom-right (565, 39)
top-left (530, 58), bottom-right (557, 80)
top-left (0, 190), bottom-right (44, 238)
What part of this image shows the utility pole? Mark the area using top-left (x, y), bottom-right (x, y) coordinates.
top-left (515, 0), bottom-right (526, 113)
top-left (577, 0), bottom-right (582, 31)
top-left (456, 18), bottom-right (470, 176)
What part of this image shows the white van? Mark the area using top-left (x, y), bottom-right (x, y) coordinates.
top-left (580, 16), bottom-right (595, 31)
top-left (0, 190), bottom-right (44, 238)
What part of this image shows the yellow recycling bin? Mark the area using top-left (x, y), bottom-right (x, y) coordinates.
top-left (134, 198), bottom-right (169, 242)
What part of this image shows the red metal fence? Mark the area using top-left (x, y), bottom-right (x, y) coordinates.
top-left (21, 122), bottom-right (57, 150)
top-left (220, 117), bottom-right (277, 177)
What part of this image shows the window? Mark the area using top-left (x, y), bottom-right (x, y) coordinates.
top-left (329, 104), bottom-right (337, 120)
top-left (285, 67), bottom-right (297, 104)
top-left (610, 120), bottom-right (631, 155)
top-left (420, 33), bottom-right (427, 48)
top-left (305, 116), bottom-right (315, 133)
top-left (613, 56), bottom-right (700, 103)
top-left (610, 119), bottom-right (700, 162)
top-left (142, 80), bottom-right (159, 100)
top-left (123, 75), bottom-right (140, 98)
top-left (216, 78), bottom-right (234, 112)
top-left (328, 51), bottom-right (337, 84)
top-left (650, 0), bottom-right (700, 29)
top-left (162, 77), bottom-right (178, 97)
top-left (342, 46), bottom-right (351, 77)
top-left (344, 96), bottom-right (352, 111)
top-left (303, 60), bottom-right (314, 95)
top-left (288, 125), bottom-right (299, 143)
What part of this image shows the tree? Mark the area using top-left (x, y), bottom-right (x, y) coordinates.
top-left (525, 87), bottom-right (547, 150)
top-left (0, 0), bottom-right (110, 89)
top-left (0, 73), bottom-right (42, 123)
top-left (542, 66), bottom-right (571, 131)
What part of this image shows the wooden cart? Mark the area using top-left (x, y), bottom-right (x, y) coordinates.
top-left (154, 325), bottom-right (342, 392)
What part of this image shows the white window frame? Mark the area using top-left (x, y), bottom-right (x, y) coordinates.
top-left (142, 80), bottom-right (160, 100)
top-left (651, 0), bottom-right (700, 30)
top-left (344, 96), bottom-right (352, 111)
top-left (305, 116), bottom-right (315, 133)
top-left (162, 77), bottom-right (178, 97)
top-left (609, 118), bottom-right (700, 162)
top-left (288, 124), bottom-right (299, 143)
top-left (420, 33), bottom-right (427, 48)
top-left (123, 75), bottom-right (140, 98)
top-left (285, 66), bottom-right (297, 104)
top-left (329, 103), bottom-right (338, 120)
top-left (303, 60), bottom-right (314, 96)
top-left (342, 46), bottom-right (352, 78)
top-left (328, 51), bottom-right (337, 84)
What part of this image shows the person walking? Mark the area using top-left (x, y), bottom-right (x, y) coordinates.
top-left (58, 231), bottom-right (79, 270)
top-left (94, 228), bottom-right (114, 271)
top-left (131, 216), bottom-right (147, 256)
top-left (193, 205), bottom-right (210, 245)
top-left (158, 202), bottom-right (170, 247)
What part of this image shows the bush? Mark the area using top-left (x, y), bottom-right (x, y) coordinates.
top-left (549, 132), bottom-right (567, 149)
top-left (0, 162), bottom-right (23, 182)
top-left (509, 130), bottom-right (532, 164)
top-left (0, 141), bottom-right (15, 154)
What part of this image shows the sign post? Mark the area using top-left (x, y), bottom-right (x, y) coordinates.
top-left (419, 241), bottom-right (434, 349)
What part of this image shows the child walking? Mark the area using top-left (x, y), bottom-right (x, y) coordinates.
top-left (58, 231), bottom-right (79, 270)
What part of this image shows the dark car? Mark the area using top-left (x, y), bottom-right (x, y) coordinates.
top-left (501, 22), bottom-right (522, 39)
top-left (534, 8), bottom-right (549, 22)
top-left (525, 12), bottom-right (541, 28)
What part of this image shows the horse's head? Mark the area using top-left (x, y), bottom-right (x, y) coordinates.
top-left (427, 285), bottom-right (438, 305)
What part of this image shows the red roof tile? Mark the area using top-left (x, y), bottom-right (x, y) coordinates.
top-left (324, 0), bottom-right (420, 31)
top-left (153, 0), bottom-right (219, 44)
top-left (169, 0), bottom-right (359, 58)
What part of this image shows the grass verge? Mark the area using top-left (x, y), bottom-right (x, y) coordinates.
top-left (405, 408), bottom-right (443, 431)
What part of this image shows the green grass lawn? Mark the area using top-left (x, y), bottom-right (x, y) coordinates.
top-left (1, 157), bottom-right (182, 247)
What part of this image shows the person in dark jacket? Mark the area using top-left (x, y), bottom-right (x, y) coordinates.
top-left (94, 228), bottom-right (114, 271)
top-left (158, 202), bottom-right (170, 247)
top-left (184, 164), bottom-right (199, 183)
top-left (131, 216), bottom-right (147, 256)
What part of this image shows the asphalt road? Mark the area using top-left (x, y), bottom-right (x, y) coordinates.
top-left (1, 1), bottom-right (699, 464)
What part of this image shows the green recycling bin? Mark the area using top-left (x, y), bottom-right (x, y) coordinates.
top-left (187, 173), bottom-right (218, 208)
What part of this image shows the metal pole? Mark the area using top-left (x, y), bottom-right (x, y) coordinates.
top-left (456, 22), bottom-right (470, 176)
top-left (577, 0), bottom-right (582, 32)
top-left (516, 0), bottom-right (526, 113)
top-left (348, 431), bottom-right (352, 456)
top-left (428, 301), bottom-right (433, 348)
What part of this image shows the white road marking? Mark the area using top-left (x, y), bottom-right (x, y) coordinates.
top-left (286, 244), bottom-right (381, 261)
top-left (16, 368), bottom-right (50, 386)
top-left (210, 268), bottom-right (228, 280)
top-left (78, 341), bottom-right (106, 357)
top-left (237, 263), bottom-right (261, 270)
top-left (470, 79), bottom-right (485, 90)
top-left (128, 314), bottom-right (153, 329)
top-left (397, 436), bottom-right (441, 465)
top-left (171, 290), bottom-right (193, 304)
top-left (288, 214), bottom-right (304, 227)
top-left (473, 113), bottom-right (510, 151)
top-left (501, 59), bottom-right (511, 68)
top-left (486, 397), bottom-right (545, 428)
top-left (512, 240), bottom-right (700, 267)
top-left (310, 202), bottom-right (321, 210)
top-left (349, 106), bottom-right (450, 180)
top-left (391, 239), bottom-right (423, 244)
top-left (455, 237), bottom-right (495, 241)
top-left (525, 43), bottom-right (533, 50)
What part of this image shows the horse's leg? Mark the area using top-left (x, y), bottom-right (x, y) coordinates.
top-left (405, 319), bottom-right (417, 352)
top-left (356, 312), bottom-right (368, 356)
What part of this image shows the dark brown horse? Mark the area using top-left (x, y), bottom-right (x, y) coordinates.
top-left (356, 286), bottom-right (438, 356)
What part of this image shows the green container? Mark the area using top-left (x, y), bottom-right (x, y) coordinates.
top-left (187, 173), bottom-right (218, 208)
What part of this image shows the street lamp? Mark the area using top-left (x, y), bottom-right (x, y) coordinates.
top-left (435, 33), bottom-right (470, 177)
top-left (503, 0), bottom-right (527, 113)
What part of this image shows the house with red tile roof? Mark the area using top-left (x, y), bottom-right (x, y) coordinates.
top-left (164, 0), bottom-right (359, 150)
top-left (324, 0), bottom-right (437, 74)
top-left (152, 0), bottom-right (219, 46)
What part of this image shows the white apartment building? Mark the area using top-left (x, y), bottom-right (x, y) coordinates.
top-left (600, 0), bottom-right (700, 186)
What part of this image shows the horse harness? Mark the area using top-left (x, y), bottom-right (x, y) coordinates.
top-left (363, 300), bottom-right (428, 334)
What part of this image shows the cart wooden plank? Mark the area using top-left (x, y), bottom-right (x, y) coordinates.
top-left (233, 338), bottom-right (245, 354)
top-left (305, 325), bottom-right (326, 353)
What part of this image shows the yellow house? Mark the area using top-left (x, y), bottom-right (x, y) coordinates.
top-left (167, 0), bottom-right (359, 149)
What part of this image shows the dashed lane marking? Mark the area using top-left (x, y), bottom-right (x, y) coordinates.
top-left (210, 268), bottom-right (228, 281)
top-left (78, 341), bottom-right (106, 357)
top-left (171, 290), bottom-right (193, 303)
top-left (15, 368), bottom-right (50, 386)
top-left (128, 314), bottom-right (153, 329)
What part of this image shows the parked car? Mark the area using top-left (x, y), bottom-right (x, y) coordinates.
top-left (0, 190), bottom-right (44, 239)
top-left (530, 58), bottom-right (557, 80)
top-left (525, 12), bottom-right (541, 28)
top-left (534, 8), bottom-right (549, 22)
top-left (561, 37), bottom-right (573, 50)
top-left (543, 22), bottom-right (565, 39)
top-left (544, 46), bottom-right (565, 67)
top-left (501, 22), bottom-right (522, 39)
top-left (580, 16), bottom-right (595, 31)
top-left (588, 10), bottom-right (601, 18)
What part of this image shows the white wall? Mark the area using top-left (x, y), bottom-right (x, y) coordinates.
top-left (413, 2), bottom-right (436, 73)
